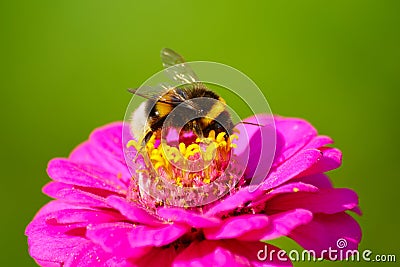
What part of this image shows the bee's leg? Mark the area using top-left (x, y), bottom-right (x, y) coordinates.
top-left (131, 132), bottom-right (153, 162)
top-left (192, 121), bottom-right (204, 139)
top-left (143, 131), bottom-right (153, 145)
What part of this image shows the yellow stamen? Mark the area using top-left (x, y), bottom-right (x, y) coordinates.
top-left (126, 140), bottom-right (140, 149)
top-left (229, 134), bottom-right (239, 141)
top-left (216, 132), bottom-right (226, 143)
top-left (179, 143), bottom-right (186, 154)
top-left (130, 129), bottom-right (239, 187)
top-left (154, 162), bottom-right (164, 170)
top-left (150, 154), bottom-right (164, 162)
top-left (208, 130), bottom-right (216, 141)
top-left (176, 177), bottom-right (183, 187)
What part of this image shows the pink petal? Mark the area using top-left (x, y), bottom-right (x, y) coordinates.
top-left (204, 214), bottom-right (270, 240)
top-left (175, 242), bottom-right (251, 267)
top-left (68, 122), bottom-right (133, 185)
top-left (303, 135), bottom-right (333, 150)
top-left (26, 215), bottom-right (88, 265)
top-left (30, 200), bottom-right (81, 220)
top-left (132, 246), bottom-right (178, 267)
top-left (289, 212), bottom-right (362, 259)
top-left (350, 206), bottom-right (363, 216)
top-left (43, 182), bottom-right (109, 208)
top-left (86, 222), bottom-right (151, 259)
top-left (106, 195), bottom-right (162, 226)
top-left (262, 149), bottom-right (323, 190)
top-left (266, 182), bottom-right (318, 195)
top-left (34, 259), bottom-right (62, 267)
top-left (44, 208), bottom-right (124, 225)
top-left (47, 158), bottom-right (127, 194)
top-left (26, 204), bottom-right (92, 237)
top-left (293, 173), bottom-right (333, 189)
top-left (105, 257), bottom-right (137, 267)
top-left (69, 141), bottom-right (100, 166)
top-left (299, 147), bottom-right (342, 177)
top-left (28, 236), bottom-right (89, 266)
top-left (266, 188), bottom-right (359, 214)
top-left (88, 122), bottom-right (126, 162)
top-left (70, 141), bottom-right (131, 186)
top-left (255, 209), bottom-right (313, 241)
top-left (273, 117), bottom-right (318, 166)
top-left (157, 207), bottom-right (221, 228)
top-left (205, 186), bottom-right (264, 216)
top-left (250, 182), bottom-right (318, 208)
top-left (128, 224), bottom-right (188, 247)
top-left (63, 242), bottom-right (113, 267)
top-left (219, 209), bottom-right (312, 242)
top-left (173, 240), bottom-right (292, 267)
top-left (205, 209), bottom-right (312, 242)
top-left (235, 114), bottom-right (276, 185)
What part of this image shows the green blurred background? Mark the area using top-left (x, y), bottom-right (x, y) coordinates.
top-left (1, 0), bottom-right (399, 266)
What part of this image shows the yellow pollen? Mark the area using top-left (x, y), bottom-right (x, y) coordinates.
top-left (154, 162), bottom-right (164, 170)
top-left (179, 143), bottom-right (186, 154)
top-left (175, 177), bottom-right (183, 187)
top-left (293, 187), bottom-right (299, 192)
top-left (208, 130), bottom-right (216, 140)
top-left (150, 154), bottom-right (164, 162)
top-left (131, 130), bottom-right (238, 187)
top-left (126, 140), bottom-right (139, 149)
top-left (216, 132), bottom-right (226, 143)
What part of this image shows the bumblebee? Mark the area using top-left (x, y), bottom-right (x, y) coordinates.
top-left (129, 48), bottom-right (234, 145)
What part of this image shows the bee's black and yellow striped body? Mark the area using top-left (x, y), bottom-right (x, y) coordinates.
top-left (139, 84), bottom-right (234, 144)
top-left (129, 48), bottom-right (234, 145)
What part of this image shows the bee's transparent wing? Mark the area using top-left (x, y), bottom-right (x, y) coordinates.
top-left (161, 48), bottom-right (201, 84)
top-left (128, 84), bottom-right (183, 104)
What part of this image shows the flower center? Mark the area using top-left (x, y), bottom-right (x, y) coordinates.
top-left (144, 130), bottom-right (237, 187)
top-left (126, 129), bottom-right (243, 208)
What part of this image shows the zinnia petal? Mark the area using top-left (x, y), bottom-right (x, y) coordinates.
top-left (173, 240), bottom-right (292, 267)
top-left (63, 242), bottom-right (113, 267)
top-left (157, 207), bottom-right (221, 228)
top-left (299, 147), bottom-right (342, 177)
top-left (205, 186), bottom-right (264, 216)
top-left (289, 212), bottom-right (362, 258)
top-left (128, 224), bottom-right (188, 247)
top-left (266, 188), bottom-right (359, 214)
top-left (26, 214), bottom-right (88, 265)
top-left (86, 222), bottom-right (151, 259)
top-left (250, 182), bottom-right (318, 208)
top-left (262, 149), bottom-right (323, 190)
top-left (273, 117), bottom-right (318, 166)
top-left (293, 173), bottom-right (333, 189)
top-left (70, 140), bottom-right (131, 185)
top-left (235, 114), bottom-right (276, 183)
top-left (204, 214), bottom-right (270, 240)
top-left (43, 182), bottom-right (109, 208)
top-left (132, 246), bottom-right (178, 267)
top-left (106, 195), bottom-right (162, 226)
top-left (47, 159), bottom-right (127, 194)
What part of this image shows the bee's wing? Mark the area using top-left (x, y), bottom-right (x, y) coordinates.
top-left (128, 84), bottom-right (184, 105)
top-left (128, 84), bottom-right (166, 100)
top-left (161, 48), bottom-right (201, 84)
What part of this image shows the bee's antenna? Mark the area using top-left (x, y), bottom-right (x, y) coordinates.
top-left (238, 121), bottom-right (265, 127)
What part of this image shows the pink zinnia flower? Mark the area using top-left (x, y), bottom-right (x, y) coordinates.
top-left (26, 115), bottom-right (361, 266)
